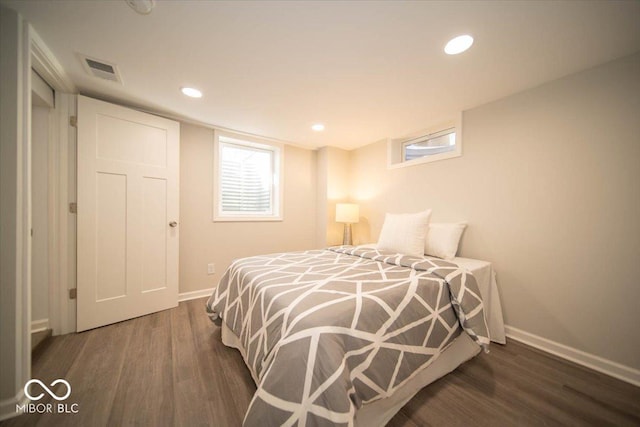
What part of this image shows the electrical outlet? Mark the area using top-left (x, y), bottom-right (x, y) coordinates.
top-left (207, 263), bottom-right (215, 275)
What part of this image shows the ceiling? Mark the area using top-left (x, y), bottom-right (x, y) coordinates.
top-left (3, 0), bottom-right (640, 150)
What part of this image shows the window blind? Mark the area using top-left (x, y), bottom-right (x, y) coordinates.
top-left (220, 142), bottom-right (273, 214)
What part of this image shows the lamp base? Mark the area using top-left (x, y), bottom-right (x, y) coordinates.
top-left (342, 223), bottom-right (352, 246)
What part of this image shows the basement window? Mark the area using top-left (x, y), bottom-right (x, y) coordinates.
top-left (213, 131), bottom-right (283, 222)
top-left (388, 115), bottom-right (462, 169)
top-left (403, 128), bottom-right (456, 161)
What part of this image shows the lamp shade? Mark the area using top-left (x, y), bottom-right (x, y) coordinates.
top-left (335, 203), bottom-right (359, 224)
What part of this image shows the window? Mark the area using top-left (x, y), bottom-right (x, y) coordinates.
top-left (387, 115), bottom-right (462, 169)
top-left (213, 131), bottom-right (282, 221)
top-left (403, 128), bottom-right (456, 162)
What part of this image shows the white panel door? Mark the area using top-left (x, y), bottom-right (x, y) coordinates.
top-left (77, 95), bottom-right (179, 331)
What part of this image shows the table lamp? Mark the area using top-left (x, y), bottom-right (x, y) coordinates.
top-left (335, 203), bottom-right (359, 246)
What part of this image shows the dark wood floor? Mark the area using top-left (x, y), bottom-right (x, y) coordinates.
top-left (3, 298), bottom-right (639, 426)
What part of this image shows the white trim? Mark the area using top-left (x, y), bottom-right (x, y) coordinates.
top-left (0, 8), bottom-right (31, 419)
top-left (178, 288), bottom-right (214, 302)
top-left (213, 129), bottom-right (284, 222)
top-left (28, 20), bottom-right (78, 337)
top-left (0, 10), bottom-right (32, 422)
top-left (18, 16), bottom-right (32, 421)
top-left (387, 113), bottom-right (463, 169)
top-left (389, 148), bottom-right (461, 169)
top-left (31, 318), bottom-right (49, 333)
top-left (47, 98), bottom-right (60, 335)
top-left (31, 69), bottom-right (54, 108)
top-left (505, 325), bottom-right (640, 387)
top-left (0, 390), bottom-right (27, 422)
top-left (45, 93), bottom-right (77, 336)
top-left (48, 93), bottom-right (76, 336)
top-left (29, 27), bottom-right (76, 93)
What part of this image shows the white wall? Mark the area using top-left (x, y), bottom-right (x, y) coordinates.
top-left (349, 52), bottom-right (640, 372)
top-left (179, 123), bottom-right (318, 294)
top-left (31, 104), bottom-right (49, 324)
top-left (0, 5), bottom-right (30, 420)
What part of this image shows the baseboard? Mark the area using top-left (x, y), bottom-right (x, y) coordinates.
top-left (178, 288), bottom-right (214, 302)
top-left (505, 325), bottom-right (640, 387)
top-left (31, 318), bottom-right (49, 333)
top-left (0, 390), bottom-right (26, 422)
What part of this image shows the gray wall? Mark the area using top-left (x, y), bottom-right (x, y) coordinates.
top-left (349, 53), bottom-right (640, 370)
top-left (178, 123), bottom-right (318, 293)
top-left (316, 146), bottom-right (351, 247)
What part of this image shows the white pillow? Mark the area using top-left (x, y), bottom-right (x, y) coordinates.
top-left (424, 223), bottom-right (467, 260)
top-left (377, 210), bottom-right (432, 257)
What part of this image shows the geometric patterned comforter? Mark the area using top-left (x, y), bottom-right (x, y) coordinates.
top-left (206, 246), bottom-right (489, 426)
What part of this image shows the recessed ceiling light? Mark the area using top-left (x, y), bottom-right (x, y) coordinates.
top-left (125, 0), bottom-right (156, 15)
top-left (181, 87), bottom-right (202, 98)
top-left (311, 123), bottom-right (325, 132)
top-left (444, 35), bottom-right (474, 55)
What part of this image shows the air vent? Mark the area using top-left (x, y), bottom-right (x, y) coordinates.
top-left (78, 54), bottom-right (123, 84)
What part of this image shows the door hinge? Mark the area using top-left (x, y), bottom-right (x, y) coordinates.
top-left (69, 116), bottom-right (77, 128)
top-left (69, 288), bottom-right (77, 300)
top-left (69, 202), bottom-right (77, 214)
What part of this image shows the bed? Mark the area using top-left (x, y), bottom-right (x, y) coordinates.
top-left (206, 246), bottom-right (497, 426)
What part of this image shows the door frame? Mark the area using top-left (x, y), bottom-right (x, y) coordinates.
top-left (0, 11), bottom-right (72, 420)
top-left (31, 26), bottom-right (78, 336)
top-left (0, 9), bottom-right (32, 421)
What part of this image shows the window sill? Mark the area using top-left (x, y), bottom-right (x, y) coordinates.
top-left (387, 113), bottom-right (462, 170)
top-left (213, 215), bottom-right (283, 223)
top-left (387, 150), bottom-right (461, 170)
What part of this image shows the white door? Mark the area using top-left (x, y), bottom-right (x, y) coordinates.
top-left (77, 95), bottom-right (179, 331)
